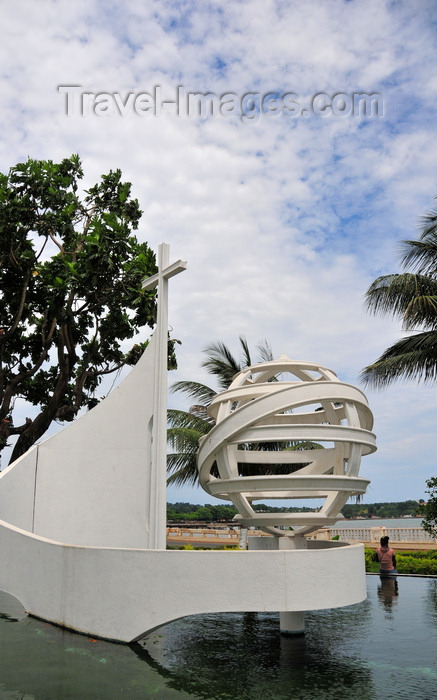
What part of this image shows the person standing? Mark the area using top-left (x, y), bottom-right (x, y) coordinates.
top-left (374, 535), bottom-right (397, 576)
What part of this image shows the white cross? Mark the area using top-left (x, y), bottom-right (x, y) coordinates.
top-left (141, 243), bottom-right (186, 549)
top-left (141, 242), bottom-right (187, 397)
top-left (142, 247), bottom-right (187, 294)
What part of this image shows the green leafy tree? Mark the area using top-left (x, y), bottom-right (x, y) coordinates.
top-left (422, 477), bottom-right (437, 538)
top-left (193, 506), bottom-right (214, 522)
top-left (361, 199), bottom-right (437, 387)
top-left (0, 155), bottom-right (159, 464)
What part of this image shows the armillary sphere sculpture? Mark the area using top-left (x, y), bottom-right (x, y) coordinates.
top-left (198, 356), bottom-right (376, 539)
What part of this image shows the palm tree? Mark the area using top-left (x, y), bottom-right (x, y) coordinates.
top-left (201, 336), bottom-right (275, 390)
top-left (166, 406), bottom-right (214, 486)
top-left (167, 336), bottom-right (322, 486)
top-left (167, 336), bottom-right (274, 486)
top-left (361, 203), bottom-right (437, 388)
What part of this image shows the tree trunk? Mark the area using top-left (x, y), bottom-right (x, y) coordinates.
top-left (9, 370), bottom-right (71, 464)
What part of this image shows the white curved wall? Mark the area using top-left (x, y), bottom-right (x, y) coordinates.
top-left (0, 335), bottom-right (159, 549)
top-left (0, 518), bottom-right (366, 642)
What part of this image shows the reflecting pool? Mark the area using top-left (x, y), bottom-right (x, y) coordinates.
top-left (0, 575), bottom-right (436, 699)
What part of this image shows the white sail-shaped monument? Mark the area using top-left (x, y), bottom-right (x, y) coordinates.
top-left (0, 244), bottom-right (376, 642)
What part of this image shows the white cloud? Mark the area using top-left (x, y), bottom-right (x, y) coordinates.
top-left (2, 0), bottom-right (437, 506)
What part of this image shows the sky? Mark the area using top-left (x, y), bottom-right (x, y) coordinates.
top-left (1, 0), bottom-right (437, 506)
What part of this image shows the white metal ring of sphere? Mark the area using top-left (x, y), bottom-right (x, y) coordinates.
top-left (197, 356), bottom-right (376, 538)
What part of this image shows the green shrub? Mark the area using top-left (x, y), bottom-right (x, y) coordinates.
top-left (365, 547), bottom-right (437, 574)
top-left (397, 555), bottom-right (437, 575)
top-left (364, 548), bottom-right (380, 573)
top-left (398, 550), bottom-right (437, 560)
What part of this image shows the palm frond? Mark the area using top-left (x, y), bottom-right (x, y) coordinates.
top-left (365, 273), bottom-right (435, 315)
top-left (166, 455), bottom-right (200, 486)
top-left (364, 273), bottom-right (437, 329)
top-left (404, 294), bottom-right (437, 329)
top-left (361, 330), bottom-right (437, 387)
top-left (169, 381), bottom-right (216, 406)
top-left (201, 340), bottom-right (241, 390)
top-left (286, 441), bottom-right (324, 451)
top-left (256, 339), bottom-right (274, 363)
top-left (417, 205), bottom-right (437, 238)
top-left (167, 408), bottom-right (213, 432)
top-left (239, 335), bottom-right (252, 367)
top-left (167, 426), bottom-right (202, 452)
top-left (167, 407), bottom-right (213, 486)
top-left (401, 220), bottom-right (437, 274)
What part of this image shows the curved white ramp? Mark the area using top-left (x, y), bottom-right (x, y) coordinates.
top-left (0, 518), bottom-right (366, 642)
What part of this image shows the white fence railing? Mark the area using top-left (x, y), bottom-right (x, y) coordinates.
top-left (166, 527), bottom-right (241, 540)
top-left (167, 525), bottom-right (436, 545)
top-left (313, 526), bottom-right (436, 544)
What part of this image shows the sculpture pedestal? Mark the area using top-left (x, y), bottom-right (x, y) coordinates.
top-left (280, 611), bottom-right (305, 636)
top-left (248, 534), bottom-right (308, 635)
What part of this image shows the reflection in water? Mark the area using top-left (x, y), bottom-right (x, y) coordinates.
top-left (377, 576), bottom-right (399, 611)
top-left (136, 602), bottom-right (376, 700)
top-left (137, 609), bottom-right (375, 700)
top-left (0, 578), bottom-right (436, 700)
top-left (425, 579), bottom-right (437, 624)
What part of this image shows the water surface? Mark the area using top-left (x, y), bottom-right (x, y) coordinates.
top-left (0, 576), bottom-right (436, 699)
